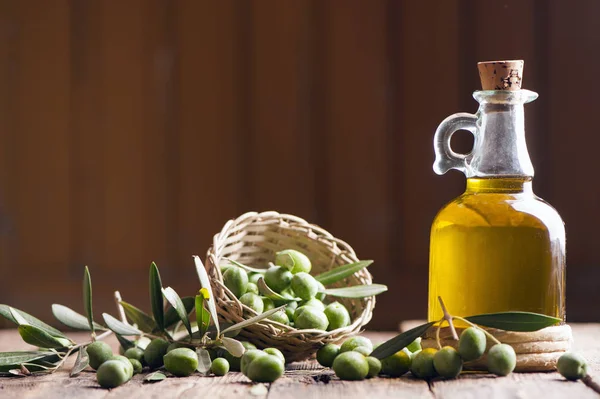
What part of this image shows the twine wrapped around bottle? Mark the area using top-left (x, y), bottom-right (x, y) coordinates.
top-left (421, 325), bottom-right (573, 371)
top-left (205, 211), bottom-right (375, 362)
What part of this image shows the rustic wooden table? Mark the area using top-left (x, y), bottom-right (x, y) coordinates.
top-left (0, 325), bottom-right (599, 398)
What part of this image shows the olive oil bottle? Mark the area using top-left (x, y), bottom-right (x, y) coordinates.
top-left (428, 61), bottom-right (565, 323)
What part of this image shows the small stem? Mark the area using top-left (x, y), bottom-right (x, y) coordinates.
top-left (114, 291), bottom-right (128, 324)
top-left (437, 296), bottom-right (458, 341)
top-left (583, 375), bottom-right (600, 395)
top-left (435, 319), bottom-right (445, 350)
top-left (453, 316), bottom-right (501, 345)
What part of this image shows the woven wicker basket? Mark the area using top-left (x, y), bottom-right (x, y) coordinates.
top-left (205, 211), bottom-right (375, 362)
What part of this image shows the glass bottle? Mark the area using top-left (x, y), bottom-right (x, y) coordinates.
top-left (428, 61), bottom-right (565, 323)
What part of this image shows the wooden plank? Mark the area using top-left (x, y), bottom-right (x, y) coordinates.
top-left (246, 1), bottom-right (316, 220)
top-left (173, 0), bottom-right (243, 292)
top-left (546, 1), bottom-right (600, 323)
top-left (322, 0), bottom-right (391, 327)
top-left (2, 0), bottom-right (73, 313)
top-left (391, 1), bottom-right (462, 326)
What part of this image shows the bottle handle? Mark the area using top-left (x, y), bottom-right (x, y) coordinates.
top-left (433, 112), bottom-right (478, 176)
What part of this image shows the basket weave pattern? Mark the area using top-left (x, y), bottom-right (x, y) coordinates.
top-left (205, 211), bottom-right (375, 362)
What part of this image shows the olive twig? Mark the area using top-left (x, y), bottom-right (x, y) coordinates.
top-left (435, 318), bottom-right (445, 350)
top-left (114, 291), bottom-right (128, 325)
top-left (452, 316), bottom-right (501, 345)
top-left (582, 375), bottom-right (600, 395)
top-left (437, 296), bottom-right (458, 341)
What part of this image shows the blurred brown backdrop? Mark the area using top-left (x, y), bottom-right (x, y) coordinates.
top-left (0, 0), bottom-right (599, 330)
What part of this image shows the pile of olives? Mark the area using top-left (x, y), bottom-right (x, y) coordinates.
top-left (222, 249), bottom-right (352, 331)
top-left (318, 327), bottom-right (520, 381)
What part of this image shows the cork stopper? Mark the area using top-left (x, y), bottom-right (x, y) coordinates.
top-left (477, 60), bottom-right (524, 90)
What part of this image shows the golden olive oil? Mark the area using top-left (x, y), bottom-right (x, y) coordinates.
top-left (428, 178), bottom-right (565, 322)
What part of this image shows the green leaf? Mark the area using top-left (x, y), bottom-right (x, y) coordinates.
top-left (196, 348), bottom-right (212, 374)
top-left (0, 351), bottom-right (56, 367)
top-left (149, 262), bottom-right (165, 331)
top-left (164, 296), bottom-right (195, 328)
top-left (144, 371), bottom-right (167, 383)
top-left (51, 304), bottom-right (106, 331)
top-left (322, 284), bottom-right (388, 298)
top-left (221, 305), bottom-right (286, 335)
top-left (119, 301), bottom-right (157, 333)
top-left (223, 257), bottom-right (266, 274)
top-left (102, 313), bottom-right (142, 336)
top-left (257, 278), bottom-right (300, 302)
top-left (193, 255), bottom-right (220, 336)
top-left (464, 311), bottom-right (562, 332)
top-left (371, 322), bottom-right (435, 360)
top-left (221, 337), bottom-right (245, 358)
top-left (195, 292), bottom-right (211, 338)
top-left (162, 287), bottom-right (191, 336)
top-left (314, 260), bottom-right (374, 286)
top-left (70, 347), bottom-right (89, 377)
top-left (0, 305), bottom-right (66, 339)
top-left (18, 325), bottom-right (72, 349)
top-left (83, 266), bottom-right (94, 333)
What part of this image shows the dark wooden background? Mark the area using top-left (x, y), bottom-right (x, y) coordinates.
top-left (1, 0), bottom-right (599, 330)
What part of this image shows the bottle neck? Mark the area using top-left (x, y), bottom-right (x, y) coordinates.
top-left (468, 90), bottom-right (536, 178)
top-left (466, 177), bottom-right (533, 194)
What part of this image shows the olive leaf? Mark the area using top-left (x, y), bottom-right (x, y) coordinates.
top-left (0, 305), bottom-right (66, 339)
top-left (193, 255), bottom-right (220, 336)
top-left (196, 289), bottom-right (211, 338)
top-left (164, 296), bottom-right (195, 328)
top-left (465, 311), bottom-right (561, 332)
top-left (83, 266), bottom-right (94, 334)
top-left (0, 351), bottom-right (56, 367)
top-left (162, 287), bottom-right (192, 336)
top-left (102, 313), bottom-right (142, 336)
top-left (70, 347), bottom-right (89, 377)
top-left (119, 301), bottom-right (157, 333)
top-left (18, 325), bottom-right (72, 349)
top-left (314, 260), bottom-right (374, 286)
top-left (221, 306), bottom-right (286, 335)
top-left (51, 304), bottom-right (106, 331)
top-left (221, 337), bottom-right (245, 358)
top-left (223, 258), bottom-right (266, 274)
top-left (370, 322), bottom-right (435, 360)
top-left (322, 284), bottom-right (388, 298)
top-left (257, 278), bottom-right (300, 302)
top-left (149, 262), bottom-right (165, 331)
top-left (196, 348), bottom-right (212, 374)
top-left (144, 371), bottom-right (167, 383)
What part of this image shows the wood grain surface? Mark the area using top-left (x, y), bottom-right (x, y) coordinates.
top-left (0, 326), bottom-right (598, 398)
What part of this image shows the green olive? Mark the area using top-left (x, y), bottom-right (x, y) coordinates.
top-left (248, 272), bottom-right (263, 285)
top-left (163, 348), bottom-right (199, 377)
top-left (332, 351), bottom-right (369, 381)
top-left (143, 338), bottom-right (170, 370)
top-left (86, 341), bottom-right (113, 370)
top-left (294, 307), bottom-right (329, 330)
top-left (285, 301), bottom-right (298, 320)
top-left (246, 354), bottom-right (285, 383)
top-left (353, 346), bottom-right (371, 356)
top-left (275, 249), bottom-right (312, 274)
top-left (124, 347), bottom-right (145, 366)
top-left (324, 302), bottom-right (351, 331)
top-left (411, 348), bottom-right (438, 379)
top-left (340, 336), bottom-right (373, 353)
top-left (246, 282), bottom-right (259, 294)
top-left (264, 348), bottom-right (286, 365)
top-left (211, 357), bottom-right (230, 376)
top-left (264, 266), bottom-right (293, 293)
top-left (96, 359), bottom-right (131, 388)
top-left (458, 327), bottom-right (487, 361)
top-left (406, 337), bottom-right (422, 353)
top-left (223, 267), bottom-right (249, 298)
top-left (225, 341), bottom-right (257, 371)
top-left (263, 297), bottom-right (275, 311)
top-left (129, 358), bottom-right (143, 375)
top-left (317, 343), bottom-right (340, 367)
top-left (240, 292), bottom-right (264, 313)
top-left (315, 281), bottom-right (326, 301)
top-left (433, 346), bottom-right (463, 379)
top-left (487, 344), bottom-right (516, 376)
top-left (241, 349), bottom-right (266, 375)
top-left (167, 342), bottom-right (190, 353)
top-left (111, 355), bottom-right (134, 379)
top-left (290, 272), bottom-right (319, 300)
top-left (366, 356), bottom-right (382, 378)
top-left (268, 310), bottom-right (290, 325)
top-left (380, 350), bottom-right (411, 377)
top-left (557, 352), bottom-right (588, 381)
top-left (300, 298), bottom-right (325, 311)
